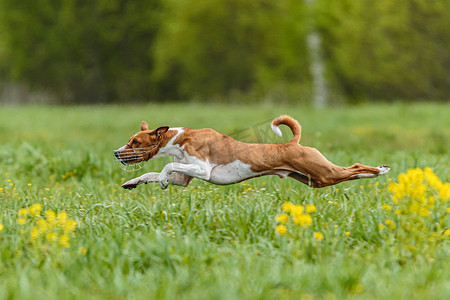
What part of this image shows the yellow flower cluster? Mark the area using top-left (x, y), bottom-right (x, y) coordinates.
top-left (17, 203), bottom-right (78, 248)
top-left (384, 168), bottom-right (449, 260)
top-left (281, 202), bottom-right (314, 227)
top-left (62, 169), bottom-right (78, 180)
top-left (275, 202), bottom-right (318, 237)
top-left (388, 167), bottom-right (450, 216)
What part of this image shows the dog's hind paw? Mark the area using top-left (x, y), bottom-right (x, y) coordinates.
top-left (377, 165), bottom-right (390, 175)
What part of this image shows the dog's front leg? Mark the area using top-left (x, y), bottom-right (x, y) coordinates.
top-left (158, 162), bottom-right (210, 189)
top-left (122, 172), bottom-right (193, 190)
top-left (122, 172), bottom-right (159, 189)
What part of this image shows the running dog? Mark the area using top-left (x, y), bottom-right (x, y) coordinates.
top-left (114, 116), bottom-right (390, 190)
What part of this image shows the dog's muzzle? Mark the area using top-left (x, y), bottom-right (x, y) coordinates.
top-left (114, 150), bottom-right (138, 165)
top-left (113, 144), bottom-right (158, 172)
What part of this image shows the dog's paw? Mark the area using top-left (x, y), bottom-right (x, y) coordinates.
top-left (122, 178), bottom-right (141, 190)
top-left (159, 178), bottom-right (169, 190)
top-left (122, 183), bottom-right (137, 190)
top-left (158, 173), bottom-right (170, 190)
top-left (377, 165), bottom-right (390, 175)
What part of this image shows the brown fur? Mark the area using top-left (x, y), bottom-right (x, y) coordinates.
top-left (118, 116), bottom-right (387, 188)
top-left (170, 128), bottom-right (381, 188)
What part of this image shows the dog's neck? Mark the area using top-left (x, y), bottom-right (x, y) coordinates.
top-left (152, 128), bottom-right (185, 159)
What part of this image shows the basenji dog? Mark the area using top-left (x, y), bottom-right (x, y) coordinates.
top-left (114, 115), bottom-right (390, 190)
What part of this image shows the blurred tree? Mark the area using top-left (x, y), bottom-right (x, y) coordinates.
top-left (0, 0), bottom-right (162, 103)
top-left (151, 0), bottom-right (280, 100)
top-left (0, 0), bottom-right (449, 103)
top-left (318, 0), bottom-right (450, 101)
top-left (151, 0), bottom-right (314, 102)
top-left (304, 0), bottom-right (328, 108)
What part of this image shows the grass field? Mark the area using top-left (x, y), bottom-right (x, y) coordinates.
top-left (0, 102), bottom-right (449, 299)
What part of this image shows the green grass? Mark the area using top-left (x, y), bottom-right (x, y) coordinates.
top-left (0, 102), bottom-right (449, 299)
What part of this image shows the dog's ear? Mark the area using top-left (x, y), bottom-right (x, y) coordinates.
top-left (155, 126), bottom-right (169, 138)
top-left (140, 121), bottom-right (149, 131)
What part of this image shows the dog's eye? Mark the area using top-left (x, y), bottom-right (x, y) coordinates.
top-left (132, 140), bottom-right (138, 144)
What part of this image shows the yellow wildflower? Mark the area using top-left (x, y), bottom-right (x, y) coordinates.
top-left (282, 202), bottom-right (295, 213)
top-left (56, 211), bottom-right (68, 225)
top-left (381, 204), bottom-right (391, 211)
top-left (0, 223), bottom-right (4, 231)
top-left (351, 284), bottom-right (364, 294)
top-left (276, 214), bottom-right (289, 224)
top-left (63, 220), bottom-right (78, 235)
top-left (18, 208), bottom-right (29, 216)
top-left (378, 224), bottom-right (385, 230)
top-left (385, 219), bottom-right (396, 230)
top-left (290, 204), bottom-right (304, 216)
top-left (45, 210), bottom-right (56, 224)
top-left (301, 294), bottom-right (313, 300)
top-left (390, 168), bottom-right (449, 207)
top-left (275, 225), bottom-right (288, 236)
top-left (29, 203), bottom-right (42, 217)
top-left (306, 204), bottom-right (317, 213)
top-left (37, 219), bottom-right (49, 233)
top-left (419, 207), bottom-right (430, 217)
top-left (58, 235), bottom-right (71, 248)
top-left (439, 183), bottom-right (450, 200)
top-left (46, 232), bottom-right (57, 242)
top-left (313, 232), bottom-right (324, 241)
top-left (345, 232), bottom-right (351, 236)
top-left (17, 218), bottom-right (26, 225)
top-left (31, 227), bottom-right (40, 240)
top-left (444, 230), bottom-right (450, 236)
top-left (293, 214), bottom-right (312, 227)
top-left (78, 247), bottom-right (87, 255)
top-left (424, 167), bottom-right (442, 189)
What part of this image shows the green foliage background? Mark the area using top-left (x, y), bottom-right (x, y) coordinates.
top-left (0, 0), bottom-right (450, 103)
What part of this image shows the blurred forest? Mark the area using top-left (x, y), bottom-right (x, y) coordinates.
top-left (0, 0), bottom-right (449, 104)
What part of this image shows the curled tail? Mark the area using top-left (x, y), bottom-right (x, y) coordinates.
top-left (271, 115), bottom-right (301, 144)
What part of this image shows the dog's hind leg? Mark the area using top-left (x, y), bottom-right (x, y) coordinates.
top-left (122, 172), bottom-right (193, 190)
top-left (313, 164), bottom-right (390, 188)
top-left (289, 147), bottom-right (390, 188)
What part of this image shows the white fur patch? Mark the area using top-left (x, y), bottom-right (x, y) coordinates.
top-left (355, 173), bottom-right (378, 179)
top-left (377, 165), bottom-right (390, 175)
top-left (152, 128), bottom-right (185, 159)
top-left (209, 160), bottom-right (261, 185)
top-left (271, 124), bottom-right (283, 138)
top-left (356, 166), bottom-right (390, 179)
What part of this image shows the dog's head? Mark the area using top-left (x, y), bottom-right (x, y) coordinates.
top-left (114, 121), bottom-right (169, 165)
